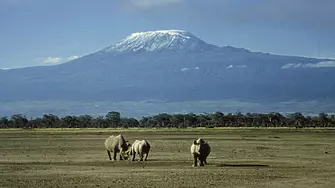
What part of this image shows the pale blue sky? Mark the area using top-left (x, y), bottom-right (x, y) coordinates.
top-left (1, 0), bottom-right (335, 69)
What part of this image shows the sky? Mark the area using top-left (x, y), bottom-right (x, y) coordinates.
top-left (1, 0), bottom-right (335, 69)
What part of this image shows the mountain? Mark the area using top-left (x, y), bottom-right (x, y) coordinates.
top-left (1, 30), bottom-right (335, 117)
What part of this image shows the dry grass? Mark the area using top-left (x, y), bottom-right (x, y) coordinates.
top-left (0, 129), bottom-right (335, 188)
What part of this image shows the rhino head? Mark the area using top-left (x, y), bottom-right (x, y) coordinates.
top-left (193, 138), bottom-right (207, 155)
top-left (122, 143), bottom-right (132, 160)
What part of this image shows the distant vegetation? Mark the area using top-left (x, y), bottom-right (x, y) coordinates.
top-left (1, 111), bottom-right (335, 129)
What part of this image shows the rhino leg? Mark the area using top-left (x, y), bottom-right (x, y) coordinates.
top-left (198, 156), bottom-right (205, 166)
top-left (132, 152), bottom-right (136, 161)
top-left (112, 149), bottom-right (117, 161)
top-left (144, 151), bottom-right (149, 161)
top-left (107, 150), bottom-right (112, 160)
top-left (139, 153), bottom-right (143, 161)
top-left (192, 154), bottom-right (198, 167)
top-left (204, 158), bottom-right (208, 165)
top-left (199, 159), bottom-right (205, 166)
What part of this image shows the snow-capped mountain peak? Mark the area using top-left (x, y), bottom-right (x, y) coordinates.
top-left (104, 29), bottom-right (217, 53)
top-left (130, 30), bottom-right (193, 39)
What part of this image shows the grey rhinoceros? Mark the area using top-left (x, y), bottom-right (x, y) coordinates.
top-left (104, 134), bottom-right (130, 161)
top-left (190, 138), bottom-right (211, 167)
top-left (129, 140), bottom-right (151, 161)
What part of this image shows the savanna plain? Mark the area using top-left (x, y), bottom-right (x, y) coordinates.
top-left (0, 128), bottom-right (335, 188)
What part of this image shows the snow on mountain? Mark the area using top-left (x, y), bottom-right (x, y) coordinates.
top-left (103, 30), bottom-right (217, 53)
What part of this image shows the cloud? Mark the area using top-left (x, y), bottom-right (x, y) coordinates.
top-left (281, 63), bottom-right (303, 69)
top-left (312, 61), bottom-right (335, 68)
top-left (180, 67), bottom-right (199, 71)
top-left (0, 67), bottom-right (11, 70)
top-left (236, 65), bottom-right (247, 68)
top-left (34, 55), bottom-right (80, 65)
top-left (226, 65), bottom-right (247, 69)
top-left (130, 0), bottom-right (182, 8)
top-left (67, 56), bottom-right (80, 61)
top-left (37, 57), bottom-right (63, 64)
top-left (281, 61), bottom-right (335, 69)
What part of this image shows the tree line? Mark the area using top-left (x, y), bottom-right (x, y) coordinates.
top-left (0, 111), bottom-right (335, 129)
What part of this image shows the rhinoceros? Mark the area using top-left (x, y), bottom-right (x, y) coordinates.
top-left (190, 138), bottom-right (211, 167)
top-left (104, 134), bottom-right (130, 161)
top-left (129, 140), bottom-right (151, 161)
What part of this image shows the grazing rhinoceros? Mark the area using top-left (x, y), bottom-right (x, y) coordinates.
top-left (104, 134), bottom-right (130, 161)
top-left (190, 138), bottom-right (211, 167)
top-left (129, 140), bottom-right (151, 161)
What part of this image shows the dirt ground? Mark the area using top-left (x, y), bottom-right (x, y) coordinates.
top-left (0, 128), bottom-right (335, 188)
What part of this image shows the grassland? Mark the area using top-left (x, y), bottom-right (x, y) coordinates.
top-left (0, 128), bottom-right (335, 188)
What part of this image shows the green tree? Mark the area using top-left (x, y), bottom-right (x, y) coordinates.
top-left (120, 117), bottom-right (139, 128)
top-left (153, 113), bottom-right (171, 128)
top-left (10, 114), bottom-right (28, 128)
top-left (318, 113), bottom-right (330, 127)
top-left (0, 116), bottom-right (9, 128)
top-left (106, 111), bottom-right (121, 128)
top-left (288, 112), bottom-right (306, 128)
top-left (212, 112), bottom-right (224, 127)
top-left (78, 115), bottom-right (92, 128)
top-left (42, 114), bottom-right (60, 128)
top-left (61, 116), bottom-right (79, 128)
top-left (170, 114), bottom-right (185, 128)
top-left (94, 116), bottom-right (108, 128)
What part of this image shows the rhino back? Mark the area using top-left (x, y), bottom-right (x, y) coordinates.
top-left (131, 140), bottom-right (150, 154)
top-left (104, 134), bottom-right (128, 151)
